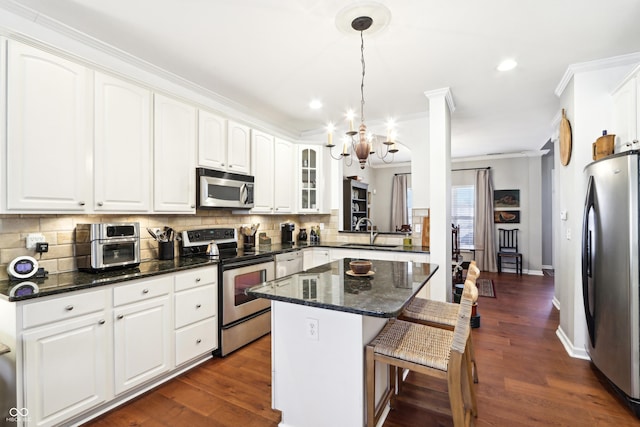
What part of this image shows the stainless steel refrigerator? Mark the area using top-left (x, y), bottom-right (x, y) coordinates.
top-left (583, 150), bottom-right (640, 417)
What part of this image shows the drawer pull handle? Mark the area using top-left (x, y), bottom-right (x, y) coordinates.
top-left (117, 314), bottom-right (124, 320)
top-left (142, 289), bottom-right (149, 294)
top-left (196, 339), bottom-right (202, 344)
top-left (195, 278), bottom-right (201, 282)
top-left (99, 319), bottom-right (105, 325)
top-left (65, 305), bottom-right (74, 311)
top-left (196, 304), bottom-right (202, 309)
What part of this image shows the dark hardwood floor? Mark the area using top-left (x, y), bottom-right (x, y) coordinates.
top-left (86, 272), bottom-right (640, 426)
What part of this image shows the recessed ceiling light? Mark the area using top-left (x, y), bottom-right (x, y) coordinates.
top-left (309, 99), bottom-right (323, 109)
top-left (497, 59), bottom-right (517, 72)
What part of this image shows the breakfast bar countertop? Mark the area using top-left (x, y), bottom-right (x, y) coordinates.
top-left (248, 258), bottom-right (439, 318)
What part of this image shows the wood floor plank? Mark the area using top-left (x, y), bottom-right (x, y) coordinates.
top-left (84, 271), bottom-right (640, 426)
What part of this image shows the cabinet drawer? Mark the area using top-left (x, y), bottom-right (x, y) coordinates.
top-left (175, 285), bottom-right (217, 328)
top-left (22, 289), bottom-right (107, 329)
top-left (175, 317), bottom-right (217, 366)
top-left (114, 276), bottom-right (171, 307)
top-left (174, 266), bottom-right (217, 292)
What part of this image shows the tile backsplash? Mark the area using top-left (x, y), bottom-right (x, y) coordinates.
top-left (0, 208), bottom-right (427, 281)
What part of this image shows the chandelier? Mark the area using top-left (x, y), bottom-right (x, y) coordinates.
top-left (325, 15), bottom-right (398, 170)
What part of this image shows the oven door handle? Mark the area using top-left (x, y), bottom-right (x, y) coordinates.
top-left (224, 256), bottom-right (274, 270)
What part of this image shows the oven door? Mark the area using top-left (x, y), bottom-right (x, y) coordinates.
top-left (222, 258), bottom-right (274, 325)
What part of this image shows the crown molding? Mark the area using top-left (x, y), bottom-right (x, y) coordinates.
top-left (555, 52), bottom-right (640, 97)
top-left (424, 87), bottom-right (456, 113)
top-left (452, 150), bottom-right (548, 162)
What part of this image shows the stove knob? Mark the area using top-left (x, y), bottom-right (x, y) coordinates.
top-left (195, 232), bottom-right (201, 239)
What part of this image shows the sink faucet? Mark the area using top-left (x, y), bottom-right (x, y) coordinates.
top-left (355, 217), bottom-right (379, 245)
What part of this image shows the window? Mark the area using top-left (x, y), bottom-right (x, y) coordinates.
top-left (452, 185), bottom-right (474, 247)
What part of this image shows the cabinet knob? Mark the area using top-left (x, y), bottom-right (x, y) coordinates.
top-left (221, 163), bottom-right (225, 167)
top-left (142, 288), bottom-right (149, 294)
top-left (99, 319), bottom-right (105, 325)
top-left (65, 305), bottom-right (74, 311)
top-left (191, 204), bottom-right (196, 209)
top-left (196, 338), bottom-right (202, 344)
top-left (195, 277), bottom-right (201, 282)
top-left (117, 314), bottom-right (124, 320)
top-left (196, 304), bottom-right (202, 309)
top-left (229, 165), bottom-right (232, 168)
top-left (78, 201), bottom-right (85, 206)
top-left (97, 201), bottom-right (104, 206)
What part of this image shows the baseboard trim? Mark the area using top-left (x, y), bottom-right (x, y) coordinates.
top-left (552, 297), bottom-right (560, 310)
top-left (556, 326), bottom-right (590, 360)
top-left (542, 264), bottom-right (553, 270)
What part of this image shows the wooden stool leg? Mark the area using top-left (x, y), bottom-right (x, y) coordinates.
top-left (468, 334), bottom-right (479, 384)
top-left (464, 346), bottom-right (478, 417)
top-left (447, 352), bottom-right (466, 427)
top-left (366, 345), bottom-right (375, 427)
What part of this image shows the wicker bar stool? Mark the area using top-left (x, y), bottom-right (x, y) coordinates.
top-left (366, 297), bottom-right (476, 427)
top-left (399, 263), bottom-right (481, 383)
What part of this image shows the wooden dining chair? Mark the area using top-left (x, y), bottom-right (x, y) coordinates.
top-left (497, 228), bottom-right (522, 275)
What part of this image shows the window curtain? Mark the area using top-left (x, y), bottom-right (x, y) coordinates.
top-left (474, 170), bottom-right (497, 272)
top-left (391, 175), bottom-right (408, 231)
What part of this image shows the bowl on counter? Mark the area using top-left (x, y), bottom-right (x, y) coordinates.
top-left (349, 260), bottom-right (372, 275)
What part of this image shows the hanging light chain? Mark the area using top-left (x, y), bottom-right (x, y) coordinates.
top-left (359, 29), bottom-right (366, 125)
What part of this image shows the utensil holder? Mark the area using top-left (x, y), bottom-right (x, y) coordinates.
top-left (243, 235), bottom-right (255, 249)
top-left (158, 241), bottom-right (174, 260)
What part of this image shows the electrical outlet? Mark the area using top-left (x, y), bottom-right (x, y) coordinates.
top-left (415, 224), bottom-right (421, 233)
top-left (26, 233), bottom-right (45, 249)
top-left (319, 223), bottom-right (325, 230)
top-left (305, 317), bottom-right (319, 341)
top-left (566, 228), bottom-right (571, 240)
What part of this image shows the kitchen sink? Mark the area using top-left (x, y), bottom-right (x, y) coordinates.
top-left (340, 243), bottom-right (400, 248)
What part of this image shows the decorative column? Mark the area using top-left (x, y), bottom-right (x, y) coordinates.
top-left (425, 88), bottom-right (455, 302)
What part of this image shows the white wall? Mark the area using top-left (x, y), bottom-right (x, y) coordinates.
top-left (555, 60), bottom-right (639, 358)
top-left (452, 154), bottom-right (544, 274)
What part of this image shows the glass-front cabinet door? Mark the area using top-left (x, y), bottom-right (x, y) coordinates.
top-left (299, 146), bottom-right (322, 213)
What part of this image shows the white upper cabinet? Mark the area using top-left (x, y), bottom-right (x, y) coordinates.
top-left (251, 133), bottom-right (294, 214)
top-left (154, 94), bottom-right (196, 213)
top-left (197, 109), bottom-right (227, 169)
top-left (198, 114), bottom-right (250, 175)
top-left (94, 72), bottom-right (152, 212)
top-left (297, 145), bottom-right (323, 213)
top-left (612, 68), bottom-right (640, 152)
top-left (274, 138), bottom-right (295, 213)
top-left (227, 120), bottom-right (251, 174)
top-left (6, 40), bottom-right (91, 211)
top-left (251, 130), bottom-right (275, 213)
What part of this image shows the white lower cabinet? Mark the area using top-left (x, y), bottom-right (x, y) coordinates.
top-left (21, 290), bottom-right (109, 427)
top-left (113, 295), bottom-right (172, 395)
top-left (113, 276), bottom-right (172, 394)
top-left (303, 248), bottom-right (331, 270)
top-left (174, 266), bottom-right (218, 365)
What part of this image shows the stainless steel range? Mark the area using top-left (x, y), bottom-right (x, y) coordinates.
top-left (179, 227), bottom-right (274, 356)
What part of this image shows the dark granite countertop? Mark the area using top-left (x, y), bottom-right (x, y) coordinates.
top-left (247, 258), bottom-right (438, 318)
top-left (0, 257), bottom-right (216, 302)
top-left (0, 243), bottom-right (429, 303)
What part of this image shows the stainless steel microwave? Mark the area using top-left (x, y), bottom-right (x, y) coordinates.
top-left (196, 168), bottom-right (254, 209)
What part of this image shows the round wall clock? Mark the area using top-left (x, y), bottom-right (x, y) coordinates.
top-left (560, 108), bottom-right (572, 166)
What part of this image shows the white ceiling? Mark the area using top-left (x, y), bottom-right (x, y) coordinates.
top-left (8, 0), bottom-right (640, 158)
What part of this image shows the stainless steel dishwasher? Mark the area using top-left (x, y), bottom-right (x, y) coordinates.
top-left (275, 250), bottom-right (303, 278)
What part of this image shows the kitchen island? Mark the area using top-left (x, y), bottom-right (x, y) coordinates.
top-left (248, 258), bottom-right (438, 427)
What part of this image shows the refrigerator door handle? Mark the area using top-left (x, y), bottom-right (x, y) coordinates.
top-left (582, 175), bottom-right (596, 346)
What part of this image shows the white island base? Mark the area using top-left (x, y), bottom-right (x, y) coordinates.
top-left (271, 300), bottom-right (390, 427)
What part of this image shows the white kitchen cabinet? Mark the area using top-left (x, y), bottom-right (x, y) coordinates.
top-left (6, 40), bottom-right (91, 211)
top-left (612, 68), bottom-right (640, 151)
top-left (251, 132), bottom-right (295, 214)
top-left (274, 138), bottom-right (295, 212)
top-left (298, 145), bottom-right (324, 213)
top-left (198, 109), bottom-right (227, 169)
top-left (113, 276), bottom-right (172, 395)
top-left (153, 93), bottom-right (196, 213)
top-left (227, 120), bottom-right (251, 174)
top-left (21, 290), bottom-right (109, 427)
top-left (174, 266), bottom-right (218, 364)
top-left (94, 72), bottom-right (152, 211)
top-left (303, 248), bottom-right (331, 270)
top-left (251, 130), bottom-right (275, 213)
